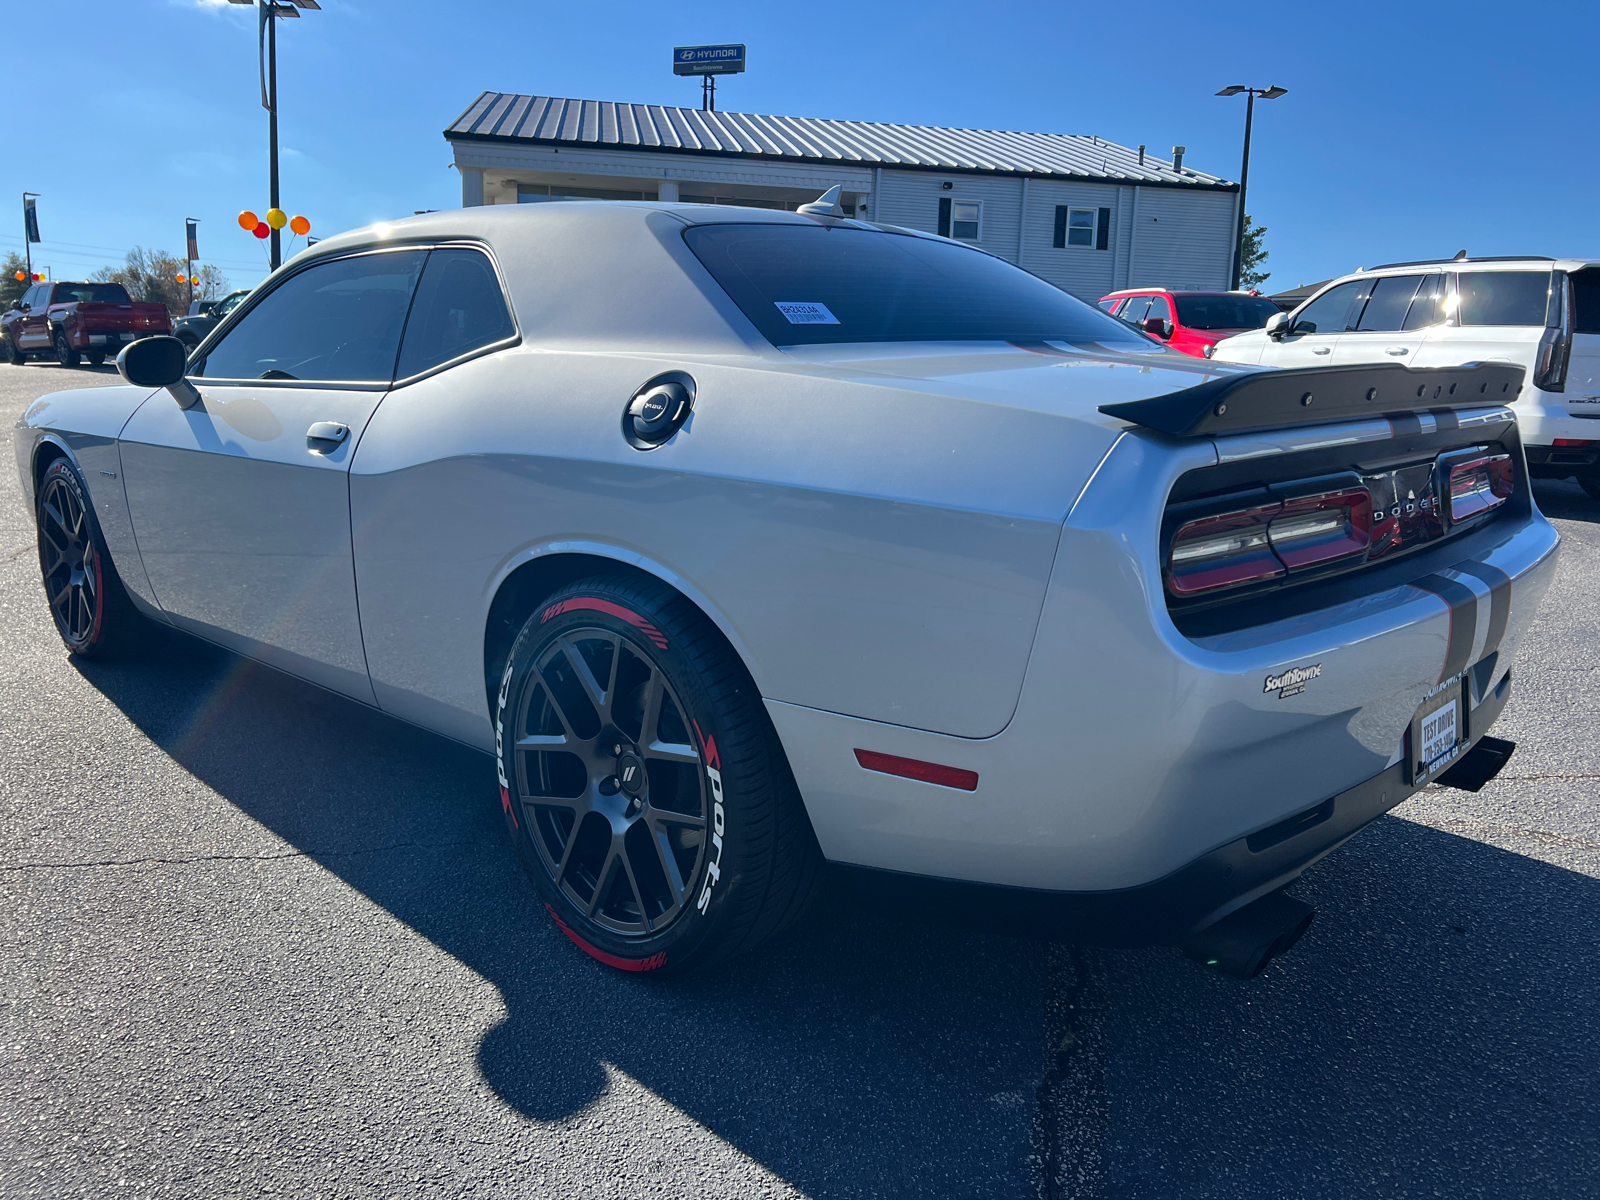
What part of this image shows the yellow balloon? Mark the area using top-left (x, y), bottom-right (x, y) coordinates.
top-left (266, 208), bottom-right (288, 230)
top-left (289, 215), bottom-right (311, 236)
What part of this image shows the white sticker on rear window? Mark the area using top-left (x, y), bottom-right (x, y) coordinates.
top-left (774, 301), bottom-right (840, 325)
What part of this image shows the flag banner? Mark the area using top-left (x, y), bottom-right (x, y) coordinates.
top-left (24, 198), bottom-right (40, 244)
top-left (186, 220), bottom-right (199, 261)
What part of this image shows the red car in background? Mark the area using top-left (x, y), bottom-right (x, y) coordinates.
top-left (1097, 289), bottom-right (1281, 359)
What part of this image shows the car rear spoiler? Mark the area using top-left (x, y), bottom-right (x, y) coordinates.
top-left (1099, 361), bottom-right (1525, 438)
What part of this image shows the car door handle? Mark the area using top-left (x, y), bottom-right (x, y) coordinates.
top-left (1385, 347), bottom-right (1409, 356)
top-left (1312, 347), bottom-right (1331, 355)
top-left (306, 421), bottom-right (350, 451)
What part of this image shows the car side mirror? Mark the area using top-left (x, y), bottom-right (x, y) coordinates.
top-left (117, 335), bottom-right (202, 409)
top-left (1265, 312), bottom-right (1289, 339)
top-left (1142, 316), bottom-right (1173, 339)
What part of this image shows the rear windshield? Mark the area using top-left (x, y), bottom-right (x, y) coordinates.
top-left (1456, 271), bottom-right (1551, 327)
top-left (50, 283), bottom-right (131, 304)
top-left (683, 223), bottom-right (1147, 348)
top-left (1172, 294), bottom-right (1281, 330)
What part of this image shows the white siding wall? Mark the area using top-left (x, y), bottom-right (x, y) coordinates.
top-left (873, 170), bottom-right (1025, 264)
top-left (1127, 188), bottom-right (1237, 291)
top-left (1017, 180), bottom-right (1128, 301)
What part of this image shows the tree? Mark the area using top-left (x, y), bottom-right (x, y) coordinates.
top-left (1239, 215), bottom-right (1271, 290)
top-left (91, 247), bottom-right (229, 319)
top-left (1, 252), bottom-right (29, 307)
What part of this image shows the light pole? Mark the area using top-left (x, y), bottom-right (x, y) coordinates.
top-left (228, 0), bottom-right (320, 271)
top-left (1215, 84), bottom-right (1286, 291)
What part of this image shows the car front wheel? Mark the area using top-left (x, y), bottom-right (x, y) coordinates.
top-left (36, 458), bottom-right (146, 657)
top-left (496, 575), bottom-right (823, 974)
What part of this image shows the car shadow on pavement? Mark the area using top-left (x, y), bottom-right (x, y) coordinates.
top-left (73, 632), bottom-right (1050, 1200)
top-left (1532, 477), bottom-right (1600, 523)
top-left (74, 631), bottom-right (1600, 1199)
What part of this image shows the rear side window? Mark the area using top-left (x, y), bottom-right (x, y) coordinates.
top-left (1353, 275), bottom-right (1424, 331)
top-left (1402, 273), bottom-right (1447, 331)
top-left (1292, 281), bottom-right (1363, 334)
top-left (1097, 298), bottom-right (1117, 313)
top-left (1457, 271), bottom-right (1551, 326)
top-left (395, 248), bottom-right (516, 379)
top-left (683, 223), bottom-right (1147, 348)
top-left (197, 250), bottom-right (426, 382)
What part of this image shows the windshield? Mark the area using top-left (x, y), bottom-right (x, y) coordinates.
top-left (51, 283), bottom-right (130, 305)
top-left (683, 223), bottom-right (1149, 348)
top-left (1172, 294), bottom-right (1282, 330)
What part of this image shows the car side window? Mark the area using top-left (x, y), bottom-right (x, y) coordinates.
top-left (1401, 273), bottom-right (1448, 331)
top-left (1291, 281), bottom-right (1363, 334)
top-left (1146, 295), bottom-right (1172, 322)
top-left (1354, 275), bottom-right (1425, 332)
top-left (1457, 271), bottom-right (1552, 327)
top-left (1119, 296), bottom-right (1150, 323)
top-left (1097, 299), bottom-right (1117, 313)
top-left (394, 248), bottom-right (516, 380)
top-left (196, 250), bottom-right (427, 382)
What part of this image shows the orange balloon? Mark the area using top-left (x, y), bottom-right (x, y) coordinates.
top-left (238, 210), bottom-right (259, 231)
top-left (176, 274), bottom-right (187, 283)
top-left (289, 215), bottom-right (310, 236)
top-left (12, 271), bottom-right (22, 281)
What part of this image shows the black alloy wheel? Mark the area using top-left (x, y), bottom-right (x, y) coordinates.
top-left (35, 458), bottom-right (142, 657)
top-left (53, 330), bottom-right (80, 367)
top-left (497, 576), bottom-right (823, 973)
top-left (2, 332), bottom-right (21, 365)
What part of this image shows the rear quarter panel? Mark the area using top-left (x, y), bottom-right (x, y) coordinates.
top-left (348, 346), bottom-right (1119, 749)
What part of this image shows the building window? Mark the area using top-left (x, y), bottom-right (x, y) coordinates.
top-left (937, 197), bottom-right (982, 241)
top-left (1054, 206), bottom-right (1112, 250)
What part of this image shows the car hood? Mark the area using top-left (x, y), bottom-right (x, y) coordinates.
top-left (777, 340), bottom-right (1261, 433)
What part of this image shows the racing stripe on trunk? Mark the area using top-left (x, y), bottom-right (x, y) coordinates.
top-left (1429, 408), bottom-right (1461, 432)
top-left (1450, 560), bottom-right (1512, 656)
top-left (1439, 568), bottom-right (1494, 667)
top-left (1410, 574), bottom-right (1478, 682)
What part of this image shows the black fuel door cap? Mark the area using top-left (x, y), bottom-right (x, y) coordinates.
top-left (623, 372), bottom-right (695, 449)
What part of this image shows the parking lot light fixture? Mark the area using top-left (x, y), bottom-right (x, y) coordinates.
top-left (227, 0), bottom-right (321, 271)
top-left (1215, 84), bottom-right (1287, 291)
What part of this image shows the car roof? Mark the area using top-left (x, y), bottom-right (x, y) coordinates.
top-left (1100, 289), bottom-right (1269, 298)
top-left (1351, 256), bottom-right (1600, 277)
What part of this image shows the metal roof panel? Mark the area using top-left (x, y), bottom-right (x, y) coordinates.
top-left (445, 93), bottom-right (1234, 187)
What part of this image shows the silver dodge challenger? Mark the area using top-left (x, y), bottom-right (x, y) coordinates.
top-left (13, 198), bottom-right (1559, 978)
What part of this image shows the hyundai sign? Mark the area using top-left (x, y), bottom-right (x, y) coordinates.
top-left (673, 44), bottom-right (746, 76)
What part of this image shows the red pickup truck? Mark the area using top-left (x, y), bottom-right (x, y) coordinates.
top-left (1, 281), bottom-right (172, 367)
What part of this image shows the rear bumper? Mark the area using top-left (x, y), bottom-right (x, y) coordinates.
top-left (840, 663), bottom-right (1515, 947)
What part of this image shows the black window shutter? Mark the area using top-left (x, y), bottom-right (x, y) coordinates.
top-left (1096, 207), bottom-right (1111, 251)
top-left (1053, 206), bottom-right (1068, 248)
top-left (937, 197), bottom-right (951, 238)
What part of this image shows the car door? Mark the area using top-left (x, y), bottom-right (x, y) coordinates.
top-left (1332, 273), bottom-right (1429, 365)
top-left (16, 286), bottom-right (49, 350)
top-left (118, 248), bottom-right (427, 702)
top-left (1261, 279), bottom-right (1364, 368)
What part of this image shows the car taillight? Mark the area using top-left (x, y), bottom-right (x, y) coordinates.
top-left (1447, 453), bottom-right (1513, 524)
top-left (1167, 482), bottom-right (1372, 597)
top-left (1168, 500), bottom-right (1284, 596)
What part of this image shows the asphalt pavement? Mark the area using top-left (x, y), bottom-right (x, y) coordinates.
top-left (1, 361), bottom-right (1596, 1199)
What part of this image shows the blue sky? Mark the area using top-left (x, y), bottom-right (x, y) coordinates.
top-left (5, 0), bottom-right (1595, 294)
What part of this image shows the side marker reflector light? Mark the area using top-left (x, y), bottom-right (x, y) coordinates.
top-left (854, 749), bottom-right (978, 791)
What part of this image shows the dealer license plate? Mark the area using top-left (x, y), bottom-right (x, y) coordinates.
top-left (120, 331), bottom-right (136, 340)
top-left (1409, 678), bottom-right (1466, 784)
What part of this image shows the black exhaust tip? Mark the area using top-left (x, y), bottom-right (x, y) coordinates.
top-left (1181, 891), bottom-right (1315, 979)
top-left (1433, 735), bottom-right (1515, 793)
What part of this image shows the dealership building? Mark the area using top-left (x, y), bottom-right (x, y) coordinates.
top-left (445, 92), bottom-right (1241, 301)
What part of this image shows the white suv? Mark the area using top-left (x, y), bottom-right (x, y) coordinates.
top-left (1213, 257), bottom-right (1600, 494)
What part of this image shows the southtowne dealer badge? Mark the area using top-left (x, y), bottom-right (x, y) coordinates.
top-left (1264, 663), bottom-right (1322, 699)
